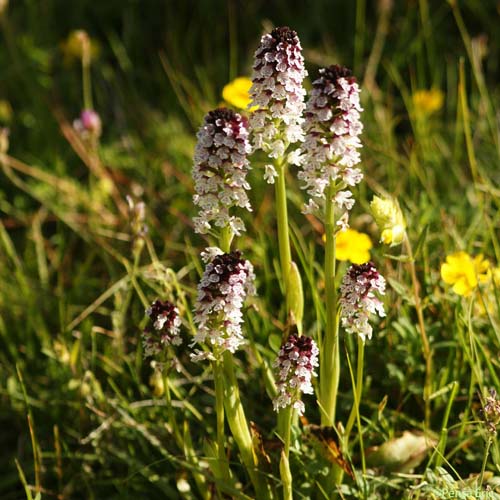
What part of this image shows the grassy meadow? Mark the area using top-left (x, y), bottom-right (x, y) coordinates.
top-left (1, 1), bottom-right (500, 498)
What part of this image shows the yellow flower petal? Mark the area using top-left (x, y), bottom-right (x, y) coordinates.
top-left (335, 228), bottom-right (372, 264)
top-left (413, 89), bottom-right (444, 115)
top-left (222, 77), bottom-right (255, 110)
top-left (441, 251), bottom-right (490, 297)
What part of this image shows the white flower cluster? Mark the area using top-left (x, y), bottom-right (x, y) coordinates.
top-left (249, 26), bottom-right (307, 177)
top-left (339, 262), bottom-right (386, 342)
top-left (192, 108), bottom-right (252, 235)
top-left (191, 247), bottom-right (256, 362)
top-left (298, 65), bottom-right (363, 218)
top-left (143, 300), bottom-right (182, 357)
top-left (272, 334), bottom-right (319, 415)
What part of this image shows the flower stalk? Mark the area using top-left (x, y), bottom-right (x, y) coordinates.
top-left (320, 184), bottom-right (340, 426)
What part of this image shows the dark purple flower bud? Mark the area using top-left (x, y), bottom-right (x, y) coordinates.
top-left (273, 334), bottom-right (319, 415)
top-left (143, 300), bottom-right (182, 357)
top-left (193, 108), bottom-right (252, 235)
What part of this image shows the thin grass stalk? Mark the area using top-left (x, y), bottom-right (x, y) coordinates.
top-left (344, 338), bottom-right (365, 445)
top-left (433, 381), bottom-right (459, 468)
top-left (81, 33), bottom-right (93, 110)
top-left (479, 437), bottom-right (492, 488)
top-left (403, 233), bottom-right (432, 427)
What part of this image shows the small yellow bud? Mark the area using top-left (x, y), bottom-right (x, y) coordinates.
top-left (370, 195), bottom-right (406, 246)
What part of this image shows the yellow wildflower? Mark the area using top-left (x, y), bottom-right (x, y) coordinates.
top-left (370, 196), bottom-right (406, 246)
top-left (412, 89), bottom-right (444, 115)
top-left (60, 30), bottom-right (100, 65)
top-left (222, 77), bottom-right (255, 110)
top-left (335, 228), bottom-right (372, 264)
top-left (441, 251), bottom-right (490, 297)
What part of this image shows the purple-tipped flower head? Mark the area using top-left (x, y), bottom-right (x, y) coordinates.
top-left (193, 108), bottom-right (252, 235)
top-left (191, 247), bottom-right (255, 361)
top-left (482, 388), bottom-right (500, 436)
top-left (73, 109), bottom-right (102, 138)
top-left (249, 27), bottom-right (307, 173)
top-left (340, 262), bottom-right (386, 342)
top-left (273, 334), bottom-right (319, 415)
top-left (298, 65), bottom-right (363, 216)
top-left (143, 300), bottom-right (182, 357)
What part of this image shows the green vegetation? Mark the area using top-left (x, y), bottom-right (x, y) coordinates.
top-left (0, 1), bottom-right (499, 498)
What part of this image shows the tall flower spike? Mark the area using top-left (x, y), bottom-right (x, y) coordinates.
top-left (273, 334), bottom-right (319, 415)
top-left (249, 26), bottom-right (307, 175)
top-left (339, 262), bottom-right (386, 342)
top-left (191, 247), bottom-right (255, 361)
top-left (192, 108), bottom-right (252, 235)
top-left (298, 65), bottom-right (363, 217)
top-left (143, 300), bottom-right (182, 357)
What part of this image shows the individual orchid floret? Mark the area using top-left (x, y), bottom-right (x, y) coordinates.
top-left (143, 300), bottom-right (182, 357)
top-left (370, 195), bottom-right (406, 246)
top-left (191, 247), bottom-right (255, 361)
top-left (73, 109), bottom-right (102, 139)
top-left (272, 334), bottom-right (319, 415)
top-left (339, 262), bottom-right (386, 342)
top-left (192, 108), bottom-right (252, 235)
top-left (298, 65), bottom-right (363, 216)
top-left (249, 26), bottom-right (307, 172)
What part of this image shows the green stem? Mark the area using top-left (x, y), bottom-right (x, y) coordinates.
top-left (320, 182), bottom-right (339, 426)
top-left (222, 352), bottom-right (270, 499)
top-left (344, 338), bottom-right (365, 445)
top-left (274, 157), bottom-right (292, 313)
top-left (212, 360), bottom-right (230, 482)
top-left (164, 373), bottom-right (183, 447)
top-left (479, 437), bottom-right (492, 488)
top-left (280, 406), bottom-right (294, 500)
top-left (220, 226), bottom-right (233, 254)
top-left (81, 35), bottom-right (93, 110)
